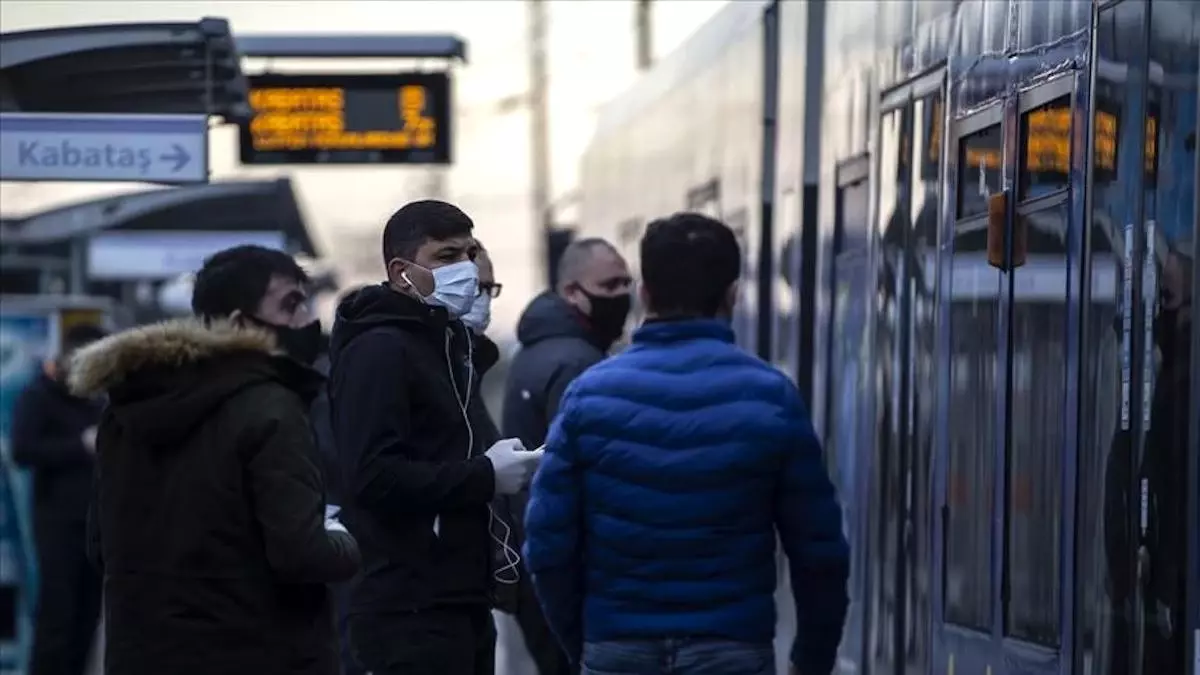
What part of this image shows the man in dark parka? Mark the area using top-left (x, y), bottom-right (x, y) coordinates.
top-left (70, 245), bottom-right (360, 675)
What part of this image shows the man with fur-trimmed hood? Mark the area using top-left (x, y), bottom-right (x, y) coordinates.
top-left (69, 245), bottom-right (360, 675)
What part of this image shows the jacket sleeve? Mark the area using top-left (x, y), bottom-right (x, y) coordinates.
top-left (522, 383), bottom-right (585, 664)
top-left (773, 382), bottom-right (850, 675)
top-left (10, 383), bottom-right (92, 469)
top-left (543, 355), bottom-right (596, 424)
top-left (245, 389), bottom-right (361, 584)
top-left (332, 330), bottom-right (496, 515)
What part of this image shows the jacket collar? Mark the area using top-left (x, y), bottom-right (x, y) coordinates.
top-left (632, 318), bottom-right (735, 345)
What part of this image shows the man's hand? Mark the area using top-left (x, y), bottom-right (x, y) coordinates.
top-left (81, 426), bottom-right (98, 453)
top-left (485, 438), bottom-right (545, 495)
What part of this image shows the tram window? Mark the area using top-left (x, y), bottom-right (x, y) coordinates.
top-left (945, 310), bottom-right (997, 630)
top-left (956, 124), bottom-right (1003, 219)
top-left (1005, 204), bottom-right (1069, 645)
top-left (1019, 96), bottom-right (1072, 201)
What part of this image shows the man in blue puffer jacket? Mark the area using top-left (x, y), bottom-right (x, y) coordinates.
top-left (524, 212), bottom-right (850, 675)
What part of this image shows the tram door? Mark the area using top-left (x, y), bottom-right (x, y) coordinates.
top-left (937, 72), bottom-right (1084, 674)
top-left (1076, 2), bottom-right (1199, 675)
top-left (865, 78), bottom-right (941, 675)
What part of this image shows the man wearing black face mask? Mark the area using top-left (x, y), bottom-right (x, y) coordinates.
top-left (499, 237), bottom-right (632, 675)
top-left (69, 245), bottom-right (360, 675)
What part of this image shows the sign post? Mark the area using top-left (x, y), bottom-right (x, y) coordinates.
top-left (0, 113), bottom-right (209, 184)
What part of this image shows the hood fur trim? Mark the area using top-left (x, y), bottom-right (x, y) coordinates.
top-left (68, 318), bottom-right (279, 397)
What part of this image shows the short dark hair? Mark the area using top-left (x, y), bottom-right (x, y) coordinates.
top-left (640, 212), bottom-right (740, 317)
top-left (555, 238), bottom-right (616, 289)
top-left (62, 325), bottom-right (107, 353)
top-left (382, 199), bottom-right (474, 262)
top-left (191, 245), bottom-right (309, 319)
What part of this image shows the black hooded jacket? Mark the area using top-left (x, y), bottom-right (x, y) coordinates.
top-left (11, 368), bottom-right (103, 523)
top-left (493, 291), bottom-right (607, 614)
top-left (328, 283), bottom-right (499, 614)
top-left (69, 318), bottom-right (360, 675)
top-left (502, 291), bottom-right (608, 449)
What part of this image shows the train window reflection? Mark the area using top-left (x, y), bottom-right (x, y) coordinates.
top-left (957, 124), bottom-right (1003, 219)
top-left (945, 251), bottom-right (999, 631)
top-left (1019, 96), bottom-right (1072, 200)
top-left (827, 178), bottom-right (872, 625)
top-left (1005, 205), bottom-right (1069, 645)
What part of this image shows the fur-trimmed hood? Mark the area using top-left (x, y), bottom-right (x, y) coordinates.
top-left (69, 318), bottom-right (320, 448)
top-left (69, 318), bottom-right (279, 398)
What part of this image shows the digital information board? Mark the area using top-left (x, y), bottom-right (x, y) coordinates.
top-left (239, 72), bottom-right (452, 165)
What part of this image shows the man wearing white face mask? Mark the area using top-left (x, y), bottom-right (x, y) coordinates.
top-left (462, 242), bottom-right (498, 335)
top-left (328, 200), bottom-right (543, 675)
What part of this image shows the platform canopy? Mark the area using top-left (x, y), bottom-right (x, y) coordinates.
top-left (0, 17), bottom-right (251, 120)
top-left (0, 177), bottom-right (316, 256)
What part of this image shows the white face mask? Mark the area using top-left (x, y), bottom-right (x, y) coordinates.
top-left (462, 294), bottom-right (492, 333)
top-left (403, 260), bottom-right (479, 318)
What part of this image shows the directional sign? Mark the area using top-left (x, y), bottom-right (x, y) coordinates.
top-left (0, 113), bottom-right (208, 184)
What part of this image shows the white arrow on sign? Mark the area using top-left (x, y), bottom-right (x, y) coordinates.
top-left (0, 112), bottom-right (209, 184)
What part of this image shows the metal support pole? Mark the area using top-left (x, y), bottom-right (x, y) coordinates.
top-left (636, 0), bottom-right (653, 71)
top-left (527, 0), bottom-right (553, 286)
top-left (68, 238), bottom-right (86, 295)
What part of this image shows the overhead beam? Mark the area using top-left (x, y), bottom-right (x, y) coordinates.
top-left (0, 17), bottom-right (250, 120)
top-left (236, 34), bottom-right (468, 62)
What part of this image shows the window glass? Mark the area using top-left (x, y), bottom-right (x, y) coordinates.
top-left (1005, 204), bottom-right (1069, 645)
top-left (944, 259), bottom-right (999, 631)
top-left (1139, 4), bottom-right (1198, 674)
top-left (1074, 1), bottom-right (1147, 672)
top-left (1019, 96), bottom-right (1072, 200)
top-left (869, 109), bottom-right (908, 666)
top-left (905, 92), bottom-right (941, 670)
top-left (773, 190), bottom-right (801, 374)
top-left (827, 178), bottom-right (872, 642)
top-left (946, 120), bottom-right (1002, 628)
top-left (957, 123), bottom-right (1003, 219)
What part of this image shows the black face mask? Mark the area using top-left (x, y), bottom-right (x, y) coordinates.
top-left (247, 316), bottom-right (323, 366)
top-left (582, 290), bottom-right (632, 346)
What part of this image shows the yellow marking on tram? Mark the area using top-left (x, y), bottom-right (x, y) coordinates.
top-left (948, 653), bottom-right (954, 675)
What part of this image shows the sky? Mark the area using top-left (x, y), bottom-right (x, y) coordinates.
top-left (0, 0), bottom-right (727, 332)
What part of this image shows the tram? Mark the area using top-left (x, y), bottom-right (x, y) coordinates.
top-left (577, 1), bottom-right (1199, 674)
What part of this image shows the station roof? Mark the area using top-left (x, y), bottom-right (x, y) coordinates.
top-left (0, 17), bottom-right (251, 120)
top-left (0, 178), bottom-right (317, 256)
top-left (236, 33), bottom-right (468, 62)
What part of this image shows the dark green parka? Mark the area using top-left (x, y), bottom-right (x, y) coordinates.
top-left (70, 318), bottom-right (360, 675)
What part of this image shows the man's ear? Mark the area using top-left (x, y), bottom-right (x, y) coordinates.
top-left (387, 258), bottom-right (411, 289)
top-left (723, 282), bottom-right (739, 313)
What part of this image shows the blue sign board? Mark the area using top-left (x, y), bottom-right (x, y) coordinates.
top-left (0, 113), bottom-right (209, 184)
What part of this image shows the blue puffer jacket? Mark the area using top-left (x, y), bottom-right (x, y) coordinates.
top-left (523, 319), bottom-right (849, 674)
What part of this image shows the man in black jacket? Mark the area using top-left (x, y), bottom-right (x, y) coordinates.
top-left (12, 324), bottom-right (107, 675)
top-left (69, 245), bottom-right (360, 675)
top-left (329, 200), bottom-right (543, 675)
top-left (499, 237), bottom-right (631, 675)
